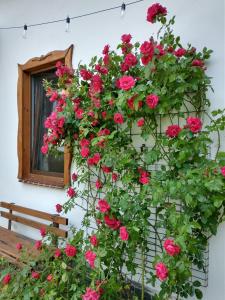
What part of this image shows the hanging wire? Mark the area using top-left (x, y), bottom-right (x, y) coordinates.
top-left (0, 0), bottom-right (144, 30)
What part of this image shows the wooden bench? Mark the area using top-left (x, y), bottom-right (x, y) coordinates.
top-left (0, 202), bottom-right (68, 264)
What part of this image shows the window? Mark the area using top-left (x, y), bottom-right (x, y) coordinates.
top-left (17, 45), bottom-right (73, 188)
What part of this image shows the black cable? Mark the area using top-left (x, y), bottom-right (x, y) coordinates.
top-left (0, 0), bottom-right (144, 30)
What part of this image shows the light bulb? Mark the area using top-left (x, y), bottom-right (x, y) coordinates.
top-left (121, 2), bottom-right (126, 18)
top-left (65, 16), bottom-right (70, 32)
top-left (23, 24), bottom-right (27, 39)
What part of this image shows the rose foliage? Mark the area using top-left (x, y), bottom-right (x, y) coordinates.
top-left (1, 3), bottom-right (225, 300)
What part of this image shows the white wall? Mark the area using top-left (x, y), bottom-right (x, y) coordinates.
top-left (0, 1), bottom-right (224, 299)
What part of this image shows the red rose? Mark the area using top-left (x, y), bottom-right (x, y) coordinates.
top-left (121, 34), bottom-right (132, 43)
top-left (56, 204), bottom-right (62, 213)
top-left (54, 248), bottom-right (61, 258)
top-left (102, 44), bottom-right (110, 55)
top-left (31, 271), bottom-right (40, 279)
top-left (139, 176), bottom-right (149, 185)
top-left (186, 117), bottom-right (202, 133)
top-left (103, 54), bottom-right (110, 66)
top-left (65, 244), bottom-right (77, 257)
top-left (163, 239), bottom-right (181, 256)
top-left (146, 94), bottom-right (159, 109)
top-left (114, 113), bottom-right (124, 124)
top-left (81, 147), bottom-right (90, 158)
top-left (155, 262), bottom-right (168, 281)
top-left (72, 172), bottom-right (78, 181)
top-left (95, 180), bottom-right (102, 190)
top-left (140, 41), bottom-right (154, 56)
top-left (90, 235), bottom-right (99, 247)
top-left (98, 128), bottom-right (110, 136)
top-left (2, 274), bottom-right (11, 285)
top-left (80, 138), bottom-right (90, 147)
top-left (192, 59), bottom-right (204, 68)
top-left (127, 96), bottom-right (143, 110)
top-left (166, 125), bottom-right (182, 138)
top-left (67, 187), bottom-right (76, 198)
top-left (49, 91), bottom-right (58, 102)
top-left (147, 3), bottom-right (167, 23)
top-left (16, 242), bottom-right (22, 250)
top-left (80, 69), bottom-right (92, 80)
top-left (221, 166), bottom-right (225, 177)
top-left (124, 53), bottom-right (138, 67)
top-left (85, 250), bottom-right (97, 269)
top-left (97, 199), bottom-right (110, 213)
top-left (174, 48), bottom-right (186, 57)
top-left (40, 227), bottom-right (46, 238)
top-left (112, 173), bottom-right (118, 182)
top-left (75, 108), bottom-right (84, 119)
top-left (82, 288), bottom-right (100, 300)
top-left (102, 165), bottom-right (112, 173)
top-left (90, 74), bottom-right (103, 94)
top-left (104, 215), bottom-right (120, 230)
top-left (118, 76), bottom-right (135, 91)
top-left (137, 118), bottom-right (145, 127)
top-left (119, 226), bottom-right (129, 241)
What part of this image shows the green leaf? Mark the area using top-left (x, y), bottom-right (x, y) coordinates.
top-left (195, 289), bottom-right (203, 299)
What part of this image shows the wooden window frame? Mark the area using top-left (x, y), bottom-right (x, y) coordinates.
top-left (17, 45), bottom-right (73, 188)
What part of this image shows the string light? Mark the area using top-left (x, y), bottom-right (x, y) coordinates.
top-left (0, 0), bottom-right (144, 36)
top-left (121, 2), bottom-right (126, 18)
top-left (65, 16), bottom-right (70, 32)
top-left (22, 24), bottom-right (27, 39)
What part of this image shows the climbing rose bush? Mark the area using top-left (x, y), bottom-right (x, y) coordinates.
top-left (1, 3), bottom-right (225, 300)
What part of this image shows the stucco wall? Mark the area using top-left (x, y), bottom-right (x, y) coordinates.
top-left (0, 0), bottom-right (224, 299)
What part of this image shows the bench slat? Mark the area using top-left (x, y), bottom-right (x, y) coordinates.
top-left (0, 211), bottom-right (68, 238)
top-left (0, 202), bottom-right (68, 225)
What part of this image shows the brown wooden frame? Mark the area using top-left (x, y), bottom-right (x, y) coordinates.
top-left (17, 45), bottom-right (73, 188)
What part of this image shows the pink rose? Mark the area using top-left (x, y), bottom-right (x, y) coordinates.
top-left (118, 76), bottom-right (135, 91)
top-left (140, 41), bottom-right (154, 56)
top-left (121, 34), bottom-right (132, 43)
top-left (104, 215), bottom-right (120, 230)
top-left (75, 108), bottom-right (84, 119)
top-left (2, 274), bottom-right (11, 285)
top-left (186, 117), bottom-right (202, 133)
top-left (54, 248), bottom-right (61, 258)
top-left (47, 274), bottom-right (53, 281)
top-left (90, 74), bottom-right (103, 94)
top-left (81, 147), bottom-right (90, 158)
top-left (90, 235), bottom-right (99, 247)
top-left (155, 262), bottom-right (168, 281)
top-left (139, 176), bottom-right (149, 185)
top-left (221, 166), bottom-right (225, 177)
top-left (85, 250), bottom-right (97, 269)
top-left (163, 239), bottom-right (181, 256)
top-left (34, 240), bottom-right (42, 250)
top-left (82, 288), bottom-right (100, 300)
top-left (65, 244), bottom-right (77, 257)
top-left (49, 91), bottom-right (58, 102)
top-left (41, 144), bottom-right (48, 155)
top-left (31, 271), bottom-right (40, 279)
top-left (16, 242), bottom-right (22, 251)
top-left (114, 113), bottom-right (124, 124)
top-left (119, 226), bottom-right (129, 241)
top-left (166, 125), bottom-right (182, 138)
top-left (137, 118), bottom-right (145, 127)
top-left (147, 3), bottom-right (167, 23)
top-left (56, 204), bottom-right (62, 213)
top-left (97, 199), bottom-right (110, 213)
top-left (40, 227), bottom-right (46, 238)
top-left (98, 129), bottom-right (110, 137)
top-left (146, 94), bottom-right (159, 109)
top-left (67, 187), bottom-right (76, 198)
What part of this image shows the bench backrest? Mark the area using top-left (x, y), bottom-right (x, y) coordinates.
top-left (0, 202), bottom-right (68, 238)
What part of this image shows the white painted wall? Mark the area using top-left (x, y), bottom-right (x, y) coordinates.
top-left (0, 0), bottom-right (224, 299)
